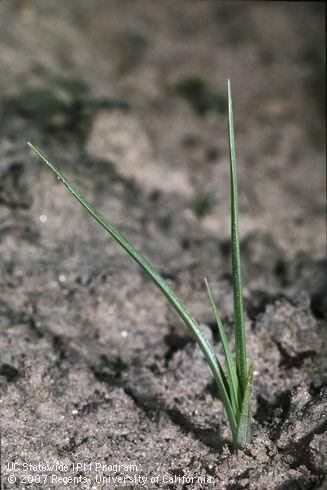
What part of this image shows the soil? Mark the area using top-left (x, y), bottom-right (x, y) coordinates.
top-left (0, 1), bottom-right (326, 489)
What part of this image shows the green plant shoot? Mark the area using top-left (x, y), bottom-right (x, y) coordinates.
top-left (28, 80), bottom-right (253, 449)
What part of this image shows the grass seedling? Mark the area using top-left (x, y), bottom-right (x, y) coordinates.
top-left (28, 80), bottom-right (253, 449)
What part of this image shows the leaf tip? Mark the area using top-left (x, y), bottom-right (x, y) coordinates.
top-left (27, 142), bottom-right (38, 155)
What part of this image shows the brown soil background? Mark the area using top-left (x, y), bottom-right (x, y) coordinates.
top-left (0, 1), bottom-right (326, 489)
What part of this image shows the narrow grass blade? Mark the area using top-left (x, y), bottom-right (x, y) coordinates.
top-left (204, 278), bottom-right (239, 415)
top-left (236, 362), bottom-right (253, 447)
top-left (227, 80), bottom-right (247, 391)
top-left (28, 142), bottom-right (238, 440)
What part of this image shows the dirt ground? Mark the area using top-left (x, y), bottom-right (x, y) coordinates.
top-left (0, 1), bottom-right (326, 489)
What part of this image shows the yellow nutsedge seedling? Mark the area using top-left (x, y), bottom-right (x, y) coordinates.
top-left (28, 80), bottom-right (253, 449)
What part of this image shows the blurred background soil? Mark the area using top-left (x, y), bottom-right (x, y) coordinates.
top-left (0, 1), bottom-right (326, 489)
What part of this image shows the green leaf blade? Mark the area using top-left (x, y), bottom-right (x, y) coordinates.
top-left (227, 80), bottom-right (247, 392)
top-left (28, 141), bottom-right (239, 442)
top-left (204, 278), bottom-right (239, 416)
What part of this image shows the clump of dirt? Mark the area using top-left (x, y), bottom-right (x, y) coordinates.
top-left (6, 77), bottom-right (130, 143)
top-left (0, 1), bottom-right (325, 489)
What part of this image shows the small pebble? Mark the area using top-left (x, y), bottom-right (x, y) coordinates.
top-left (39, 214), bottom-right (48, 223)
